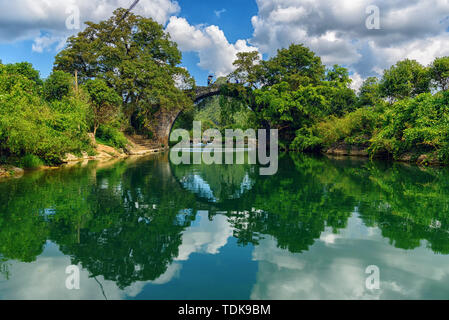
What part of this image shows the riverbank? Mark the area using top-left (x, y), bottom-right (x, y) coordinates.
top-left (0, 166), bottom-right (24, 179)
top-left (324, 144), bottom-right (441, 166)
top-left (0, 140), bottom-right (167, 181)
top-left (0, 142), bottom-right (443, 182)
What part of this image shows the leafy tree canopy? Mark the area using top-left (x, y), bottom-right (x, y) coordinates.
top-left (84, 78), bottom-right (122, 137)
top-left (380, 59), bottom-right (430, 101)
top-left (43, 70), bottom-right (73, 101)
top-left (358, 76), bottom-right (382, 107)
top-left (261, 44), bottom-right (325, 89)
top-left (54, 8), bottom-right (194, 134)
top-left (430, 56), bottom-right (449, 91)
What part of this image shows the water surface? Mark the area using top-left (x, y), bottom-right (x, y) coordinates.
top-left (0, 153), bottom-right (448, 300)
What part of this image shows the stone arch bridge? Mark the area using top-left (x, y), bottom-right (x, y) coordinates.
top-left (153, 85), bottom-right (223, 146)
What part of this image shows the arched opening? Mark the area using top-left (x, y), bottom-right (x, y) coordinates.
top-left (168, 93), bottom-right (257, 146)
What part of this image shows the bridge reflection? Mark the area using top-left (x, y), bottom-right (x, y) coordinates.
top-left (1, 153), bottom-right (449, 297)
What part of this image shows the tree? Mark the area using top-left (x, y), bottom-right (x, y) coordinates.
top-left (324, 65), bottom-right (357, 115)
top-left (325, 65), bottom-right (352, 87)
top-left (4, 62), bottom-right (43, 86)
top-left (380, 59), bottom-right (430, 101)
top-left (430, 56), bottom-right (449, 91)
top-left (358, 77), bottom-right (382, 107)
top-left (0, 63), bottom-right (91, 163)
top-left (43, 71), bottom-right (73, 101)
top-left (229, 51), bottom-right (261, 88)
top-left (261, 44), bottom-right (325, 89)
top-left (84, 79), bottom-right (122, 138)
top-left (54, 8), bottom-right (194, 135)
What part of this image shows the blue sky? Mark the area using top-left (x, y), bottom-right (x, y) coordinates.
top-left (175, 0), bottom-right (258, 85)
top-left (1, 0), bottom-right (449, 89)
top-left (0, 0), bottom-right (259, 86)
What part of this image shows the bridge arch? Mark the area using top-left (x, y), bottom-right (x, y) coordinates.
top-left (156, 85), bottom-right (224, 146)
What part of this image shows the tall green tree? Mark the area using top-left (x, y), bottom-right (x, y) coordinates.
top-left (261, 44), bottom-right (325, 89)
top-left (54, 8), bottom-right (194, 135)
top-left (43, 70), bottom-right (73, 101)
top-left (358, 76), bottom-right (382, 107)
top-left (380, 59), bottom-right (430, 102)
top-left (84, 78), bottom-right (122, 137)
top-left (229, 51), bottom-right (262, 89)
top-left (430, 56), bottom-right (449, 91)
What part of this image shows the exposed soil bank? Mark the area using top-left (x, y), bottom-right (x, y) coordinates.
top-left (0, 141), bottom-right (167, 182)
top-left (324, 144), bottom-right (442, 166)
top-left (0, 166), bottom-right (24, 179)
top-left (62, 140), bottom-right (166, 163)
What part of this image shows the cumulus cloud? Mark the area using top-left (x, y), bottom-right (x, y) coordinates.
top-left (0, 0), bottom-right (180, 52)
top-left (31, 34), bottom-right (67, 53)
top-left (3, 0), bottom-right (449, 84)
top-left (166, 16), bottom-right (259, 77)
top-left (250, 0), bottom-right (449, 78)
top-left (251, 213), bottom-right (449, 300)
top-left (349, 72), bottom-right (364, 92)
top-left (0, 243), bottom-right (180, 299)
top-left (175, 211), bottom-right (233, 261)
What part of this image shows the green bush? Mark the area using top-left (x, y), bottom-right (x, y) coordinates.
top-left (297, 90), bottom-right (449, 162)
top-left (0, 63), bottom-right (92, 165)
top-left (370, 91), bottom-right (449, 161)
top-left (19, 155), bottom-right (44, 169)
top-left (43, 71), bottom-right (73, 101)
top-left (96, 125), bottom-right (128, 149)
top-left (291, 107), bottom-right (380, 151)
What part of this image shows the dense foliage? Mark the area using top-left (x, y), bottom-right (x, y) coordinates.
top-left (289, 61), bottom-right (449, 164)
top-left (0, 63), bottom-right (92, 165)
top-left (225, 44), bottom-right (449, 164)
top-left (2, 12), bottom-right (449, 168)
top-left (54, 8), bottom-right (194, 136)
top-left (0, 10), bottom-right (196, 167)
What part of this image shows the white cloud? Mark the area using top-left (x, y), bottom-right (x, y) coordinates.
top-left (31, 34), bottom-right (67, 53)
top-left (349, 72), bottom-right (364, 92)
top-left (214, 9), bottom-right (226, 18)
top-left (250, 213), bottom-right (449, 300)
top-left (175, 211), bottom-right (233, 261)
top-left (0, 0), bottom-right (180, 52)
top-left (166, 17), bottom-right (259, 77)
top-left (250, 0), bottom-right (449, 80)
top-left (0, 242), bottom-right (180, 300)
top-left (166, 17), bottom-right (211, 51)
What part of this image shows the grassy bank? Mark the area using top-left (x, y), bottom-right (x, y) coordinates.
top-left (0, 62), bottom-right (131, 169)
top-left (293, 90), bottom-right (449, 166)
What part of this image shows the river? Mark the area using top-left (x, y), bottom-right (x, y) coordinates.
top-left (0, 153), bottom-right (448, 299)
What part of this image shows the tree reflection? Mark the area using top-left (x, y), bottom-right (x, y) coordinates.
top-left (1, 152), bottom-right (449, 290)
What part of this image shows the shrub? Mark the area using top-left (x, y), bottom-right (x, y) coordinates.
top-left (96, 125), bottom-right (128, 149)
top-left (19, 155), bottom-right (44, 169)
top-left (0, 65), bottom-right (92, 165)
top-left (292, 107), bottom-right (379, 151)
top-left (369, 91), bottom-right (449, 160)
top-left (43, 71), bottom-right (73, 101)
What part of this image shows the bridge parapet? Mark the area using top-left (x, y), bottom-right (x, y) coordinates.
top-left (194, 85), bottom-right (222, 103)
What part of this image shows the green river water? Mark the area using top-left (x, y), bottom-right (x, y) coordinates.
top-left (0, 153), bottom-right (448, 299)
